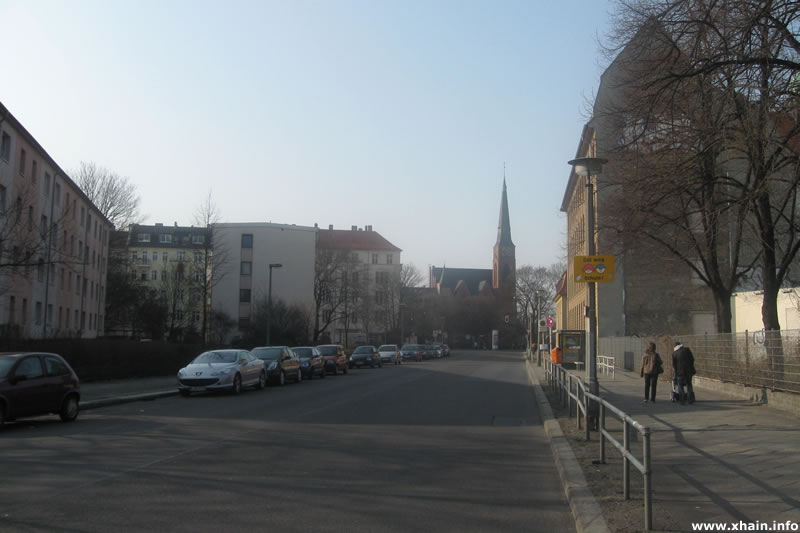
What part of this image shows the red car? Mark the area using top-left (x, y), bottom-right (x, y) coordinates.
top-left (316, 344), bottom-right (349, 375)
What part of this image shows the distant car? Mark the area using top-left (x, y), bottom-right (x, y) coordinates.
top-left (400, 344), bottom-right (424, 362)
top-left (377, 344), bottom-right (402, 365)
top-left (252, 346), bottom-right (302, 385)
top-left (442, 344), bottom-right (451, 357)
top-left (291, 347), bottom-right (326, 380)
top-left (422, 345), bottom-right (437, 360)
top-left (349, 346), bottom-right (382, 369)
top-left (432, 344), bottom-right (444, 358)
top-left (316, 344), bottom-right (349, 375)
top-left (177, 349), bottom-right (266, 396)
top-left (0, 352), bottom-right (81, 426)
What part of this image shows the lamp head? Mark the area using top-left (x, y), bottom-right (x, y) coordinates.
top-left (568, 157), bottom-right (608, 176)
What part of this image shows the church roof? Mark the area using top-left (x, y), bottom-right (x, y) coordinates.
top-left (496, 178), bottom-right (514, 247)
top-left (432, 267), bottom-right (493, 295)
top-left (318, 229), bottom-right (402, 252)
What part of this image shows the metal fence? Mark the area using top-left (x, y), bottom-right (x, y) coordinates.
top-left (544, 359), bottom-right (653, 531)
top-left (599, 329), bottom-right (800, 394)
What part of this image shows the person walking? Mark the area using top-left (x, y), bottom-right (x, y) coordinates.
top-left (672, 341), bottom-right (696, 404)
top-left (640, 342), bottom-right (663, 403)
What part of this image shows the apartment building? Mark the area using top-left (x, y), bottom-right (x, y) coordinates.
top-left (0, 101), bottom-right (112, 339)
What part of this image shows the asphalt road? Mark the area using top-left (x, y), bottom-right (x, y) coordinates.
top-left (0, 350), bottom-right (574, 532)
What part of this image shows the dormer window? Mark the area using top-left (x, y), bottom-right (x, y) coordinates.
top-left (159, 234), bottom-right (172, 244)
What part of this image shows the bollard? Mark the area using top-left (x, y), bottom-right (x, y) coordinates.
top-left (643, 426), bottom-right (652, 531)
top-left (623, 422), bottom-right (631, 500)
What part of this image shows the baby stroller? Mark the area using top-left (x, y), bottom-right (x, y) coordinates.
top-left (671, 375), bottom-right (680, 402)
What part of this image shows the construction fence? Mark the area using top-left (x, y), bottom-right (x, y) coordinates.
top-left (599, 329), bottom-right (800, 394)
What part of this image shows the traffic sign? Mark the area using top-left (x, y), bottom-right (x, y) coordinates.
top-left (546, 316), bottom-right (555, 328)
top-left (573, 255), bottom-right (615, 283)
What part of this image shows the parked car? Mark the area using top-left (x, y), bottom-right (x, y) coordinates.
top-left (177, 349), bottom-right (266, 396)
top-left (400, 344), bottom-right (424, 362)
top-left (349, 346), bottom-right (382, 369)
top-left (432, 344), bottom-right (444, 358)
top-left (0, 352), bottom-right (81, 426)
top-left (316, 344), bottom-right (349, 375)
top-left (377, 344), bottom-right (402, 365)
top-left (252, 346), bottom-right (302, 385)
top-left (291, 347), bottom-right (326, 380)
top-left (442, 344), bottom-right (451, 357)
top-left (422, 344), bottom-right (437, 360)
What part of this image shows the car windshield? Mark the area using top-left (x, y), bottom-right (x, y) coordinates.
top-left (293, 347), bottom-right (312, 357)
top-left (378, 345), bottom-right (396, 351)
top-left (252, 348), bottom-right (282, 360)
top-left (317, 346), bottom-right (338, 356)
top-left (0, 358), bottom-right (17, 378)
top-left (401, 345), bottom-right (418, 351)
top-left (192, 351), bottom-right (237, 364)
top-left (353, 346), bottom-right (373, 353)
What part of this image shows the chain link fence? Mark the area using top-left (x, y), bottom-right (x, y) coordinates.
top-left (599, 330), bottom-right (800, 394)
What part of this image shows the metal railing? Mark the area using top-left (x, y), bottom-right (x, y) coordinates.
top-left (598, 355), bottom-right (616, 379)
top-left (544, 359), bottom-right (653, 531)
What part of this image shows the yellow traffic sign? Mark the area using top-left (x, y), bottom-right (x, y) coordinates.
top-left (574, 255), bottom-right (615, 283)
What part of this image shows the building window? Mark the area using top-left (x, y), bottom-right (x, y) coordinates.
top-left (22, 299), bottom-right (28, 325)
top-left (177, 289), bottom-right (184, 301)
top-left (191, 235), bottom-right (205, 244)
top-left (138, 233), bottom-right (151, 243)
top-left (376, 271), bottom-right (389, 284)
top-left (192, 311), bottom-right (201, 322)
top-left (35, 302), bottom-right (42, 325)
top-left (8, 296), bottom-right (15, 325)
top-left (151, 270), bottom-right (158, 280)
top-left (19, 149), bottom-right (26, 175)
top-left (240, 261), bottom-right (252, 275)
top-left (387, 254), bottom-right (393, 264)
top-left (194, 252), bottom-right (202, 263)
top-left (141, 252), bottom-right (149, 264)
top-left (0, 131), bottom-right (10, 161)
top-left (131, 251), bottom-right (138, 263)
top-left (141, 271), bottom-right (147, 281)
top-left (161, 270), bottom-right (167, 281)
top-left (241, 234), bottom-right (253, 248)
top-left (44, 173), bottom-right (51, 196)
top-left (239, 289), bottom-right (251, 303)
top-left (193, 271), bottom-right (202, 282)
top-left (162, 252), bottom-right (168, 262)
top-left (153, 251), bottom-right (158, 262)
top-left (159, 234), bottom-right (172, 244)
top-left (0, 185), bottom-right (6, 213)
top-left (54, 182), bottom-right (61, 205)
top-left (177, 251), bottom-right (185, 261)
top-left (80, 206), bottom-right (85, 227)
top-left (372, 253), bottom-right (378, 264)
top-left (47, 304), bottom-right (53, 326)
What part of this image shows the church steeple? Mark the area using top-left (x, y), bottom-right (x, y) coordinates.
top-left (496, 178), bottom-right (514, 247)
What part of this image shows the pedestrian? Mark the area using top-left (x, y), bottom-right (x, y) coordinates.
top-left (640, 342), bottom-right (663, 403)
top-left (672, 341), bottom-right (696, 404)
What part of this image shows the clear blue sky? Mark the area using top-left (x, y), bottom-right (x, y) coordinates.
top-left (1, 0), bottom-right (612, 273)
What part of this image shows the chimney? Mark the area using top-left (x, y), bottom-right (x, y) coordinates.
top-left (155, 223), bottom-right (163, 227)
top-left (174, 221), bottom-right (178, 227)
top-left (365, 225), bottom-right (372, 232)
top-left (351, 225), bottom-right (357, 231)
top-left (314, 223), bottom-right (318, 229)
top-left (328, 224), bottom-right (333, 230)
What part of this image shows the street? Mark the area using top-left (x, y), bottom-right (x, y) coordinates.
top-left (0, 350), bottom-right (574, 532)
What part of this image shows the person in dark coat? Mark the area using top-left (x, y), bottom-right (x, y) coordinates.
top-left (672, 342), bottom-right (696, 404)
top-left (640, 342), bottom-right (662, 403)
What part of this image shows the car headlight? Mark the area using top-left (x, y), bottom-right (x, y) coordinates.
top-left (177, 369), bottom-right (184, 377)
top-left (268, 361), bottom-right (278, 370)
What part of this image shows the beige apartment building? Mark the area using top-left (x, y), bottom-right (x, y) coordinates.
top-left (0, 101), bottom-right (111, 339)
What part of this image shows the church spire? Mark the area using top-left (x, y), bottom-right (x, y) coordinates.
top-left (496, 178), bottom-right (514, 247)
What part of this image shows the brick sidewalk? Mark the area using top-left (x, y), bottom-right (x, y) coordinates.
top-left (542, 365), bottom-right (800, 531)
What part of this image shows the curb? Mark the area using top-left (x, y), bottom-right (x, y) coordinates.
top-left (525, 360), bottom-right (610, 533)
top-left (81, 390), bottom-right (179, 411)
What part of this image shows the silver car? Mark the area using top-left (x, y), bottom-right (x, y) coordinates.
top-left (177, 350), bottom-right (266, 396)
top-left (377, 344), bottom-right (402, 365)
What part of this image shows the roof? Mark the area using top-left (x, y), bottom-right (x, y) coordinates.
top-left (431, 267), bottom-right (493, 295)
top-left (317, 229), bottom-right (401, 252)
top-left (496, 179), bottom-right (514, 247)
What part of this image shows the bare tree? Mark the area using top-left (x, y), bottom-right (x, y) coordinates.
top-left (601, 0), bottom-right (800, 332)
top-left (75, 161), bottom-right (142, 230)
top-left (193, 191), bottom-right (228, 344)
top-left (312, 248), bottom-right (350, 343)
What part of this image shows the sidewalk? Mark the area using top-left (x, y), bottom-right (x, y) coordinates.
top-left (534, 363), bottom-right (800, 531)
top-left (79, 375), bottom-right (178, 409)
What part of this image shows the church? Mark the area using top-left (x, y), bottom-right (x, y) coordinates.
top-left (427, 180), bottom-right (517, 346)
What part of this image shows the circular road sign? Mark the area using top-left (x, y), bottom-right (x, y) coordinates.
top-left (545, 316), bottom-right (555, 328)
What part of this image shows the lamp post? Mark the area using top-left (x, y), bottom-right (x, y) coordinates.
top-left (568, 157), bottom-right (607, 401)
top-left (266, 263), bottom-right (283, 346)
top-left (535, 289), bottom-right (544, 366)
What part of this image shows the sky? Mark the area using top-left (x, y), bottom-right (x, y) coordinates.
top-left (0, 0), bottom-right (613, 274)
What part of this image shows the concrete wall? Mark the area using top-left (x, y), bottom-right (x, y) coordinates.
top-left (731, 289), bottom-right (800, 332)
top-left (212, 223), bottom-right (317, 341)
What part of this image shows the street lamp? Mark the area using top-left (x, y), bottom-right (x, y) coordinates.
top-left (266, 263), bottom-right (283, 346)
top-left (568, 157), bottom-right (607, 401)
top-left (535, 289), bottom-right (544, 366)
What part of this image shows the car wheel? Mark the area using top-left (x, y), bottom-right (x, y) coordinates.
top-left (179, 389), bottom-right (191, 397)
top-left (257, 371), bottom-right (266, 390)
top-left (232, 374), bottom-right (242, 395)
top-left (59, 395), bottom-right (79, 422)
